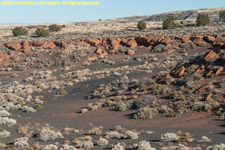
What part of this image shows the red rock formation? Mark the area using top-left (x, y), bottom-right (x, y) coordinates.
top-left (43, 42), bottom-right (56, 49)
top-left (203, 50), bottom-right (217, 62)
top-left (205, 92), bottom-right (213, 101)
top-left (215, 66), bottom-right (223, 76)
top-left (0, 50), bottom-right (9, 62)
top-left (108, 38), bottom-right (120, 53)
top-left (127, 49), bottom-right (135, 55)
top-left (86, 38), bottom-right (101, 47)
top-left (191, 36), bottom-right (203, 43)
top-left (32, 42), bottom-right (43, 47)
top-left (174, 66), bottom-right (186, 77)
top-left (181, 36), bottom-right (190, 43)
top-left (5, 42), bottom-right (22, 51)
top-left (197, 41), bottom-right (207, 47)
top-left (161, 36), bottom-right (171, 45)
top-left (22, 42), bottom-right (31, 53)
top-left (198, 83), bottom-right (214, 94)
top-left (204, 36), bottom-right (215, 43)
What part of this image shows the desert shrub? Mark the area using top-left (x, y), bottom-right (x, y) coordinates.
top-left (39, 127), bottom-right (63, 142)
top-left (48, 24), bottom-right (61, 32)
top-left (137, 20), bottom-right (147, 30)
top-left (112, 143), bottom-right (125, 150)
top-left (96, 138), bottom-right (108, 146)
top-left (61, 25), bottom-right (66, 28)
top-left (133, 107), bottom-right (158, 119)
top-left (219, 10), bottom-right (225, 20)
top-left (80, 141), bottom-right (94, 150)
top-left (196, 13), bottom-right (210, 26)
top-left (161, 133), bottom-right (179, 142)
top-left (27, 25), bottom-right (37, 29)
top-left (36, 28), bottom-right (50, 37)
top-left (59, 89), bottom-right (67, 95)
top-left (132, 95), bottom-right (156, 109)
top-left (12, 27), bottom-right (28, 36)
top-left (207, 143), bottom-right (225, 150)
top-left (42, 25), bottom-right (48, 28)
top-left (133, 141), bottom-right (156, 150)
top-left (163, 16), bottom-right (176, 29)
top-left (88, 127), bottom-right (102, 135)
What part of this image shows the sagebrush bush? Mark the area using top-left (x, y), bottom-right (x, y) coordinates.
top-left (196, 13), bottom-right (210, 26)
top-left (48, 24), bottom-right (61, 32)
top-left (12, 27), bottom-right (28, 36)
top-left (59, 89), bottom-right (67, 95)
top-left (36, 28), bottom-right (50, 37)
top-left (219, 10), bottom-right (225, 20)
top-left (137, 20), bottom-right (147, 30)
top-left (163, 16), bottom-right (176, 29)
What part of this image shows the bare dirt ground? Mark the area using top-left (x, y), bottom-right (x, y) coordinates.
top-left (0, 8), bottom-right (225, 150)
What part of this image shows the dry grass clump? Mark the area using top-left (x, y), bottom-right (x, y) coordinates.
top-left (133, 141), bottom-right (156, 150)
top-left (87, 127), bottom-right (102, 135)
top-left (105, 131), bottom-right (126, 139)
top-left (0, 130), bottom-right (10, 138)
top-left (38, 127), bottom-right (63, 142)
top-left (14, 137), bottom-right (29, 149)
top-left (207, 143), bottom-right (225, 150)
top-left (161, 133), bottom-right (179, 142)
top-left (133, 107), bottom-right (158, 119)
top-left (112, 143), bottom-right (125, 150)
top-left (96, 137), bottom-right (109, 146)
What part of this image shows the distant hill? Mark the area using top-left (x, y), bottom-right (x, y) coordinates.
top-left (144, 7), bottom-right (225, 21)
top-left (109, 7), bottom-right (225, 23)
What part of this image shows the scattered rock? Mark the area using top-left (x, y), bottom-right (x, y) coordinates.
top-left (174, 66), bottom-right (186, 77)
top-left (5, 42), bottom-right (22, 51)
top-left (43, 41), bottom-right (56, 49)
top-left (127, 49), bottom-right (135, 55)
top-left (203, 50), bottom-right (217, 62)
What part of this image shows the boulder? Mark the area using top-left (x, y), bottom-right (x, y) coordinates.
top-left (121, 38), bottom-right (137, 48)
top-left (174, 66), bottom-right (186, 77)
top-left (215, 36), bottom-right (225, 43)
top-left (98, 52), bottom-right (108, 59)
top-left (108, 38), bottom-right (120, 53)
top-left (86, 38), bottom-right (101, 47)
top-left (5, 42), bottom-right (22, 51)
top-left (32, 42), bottom-right (43, 47)
top-left (88, 56), bottom-right (97, 62)
top-left (55, 41), bottom-right (67, 48)
top-left (197, 41), bottom-right (207, 47)
top-left (205, 92), bottom-right (213, 101)
top-left (152, 35), bottom-right (164, 45)
top-left (181, 36), bottom-right (190, 43)
top-left (96, 48), bottom-right (103, 54)
top-left (0, 50), bottom-right (9, 62)
top-left (43, 41), bottom-right (56, 49)
top-left (204, 36), bottom-right (215, 43)
top-left (22, 41), bottom-right (31, 53)
top-left (191, 36), bottom-right (203, 43)
top-left (203, 50), bottom-right (217, 62)
top-left (135, 35), bottom-right (154, 46)
top-left (215, 66), bottom-right (223, 76)
top-left (127, 49), bottom-right (135, 55)
top-left (161, 36), bottom-right (171, 45)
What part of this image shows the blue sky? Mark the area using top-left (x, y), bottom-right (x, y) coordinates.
top-left (0, 0), bottom-right (224, 24)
